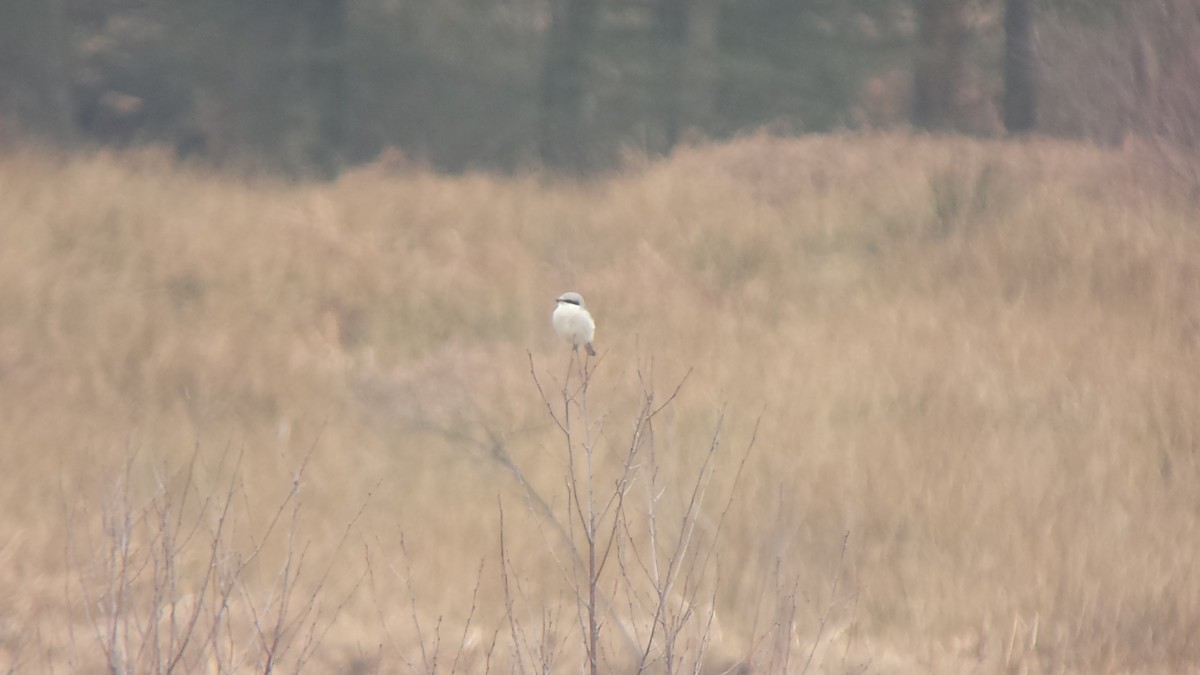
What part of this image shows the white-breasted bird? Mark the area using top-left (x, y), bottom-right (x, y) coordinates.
top-left (553, 291), bottom-right (596, 356)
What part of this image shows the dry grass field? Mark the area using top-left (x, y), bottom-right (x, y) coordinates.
top-left (1, 133), bottom-right (1199, 673)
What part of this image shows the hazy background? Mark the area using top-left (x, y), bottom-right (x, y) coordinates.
top-left (4, 2), bottom-right (1200, 674)
top-left (2, 0), bottom-right (1198, 176)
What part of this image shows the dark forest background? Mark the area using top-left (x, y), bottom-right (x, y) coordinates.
top-left (1, 0), bottom-right (1198, 177)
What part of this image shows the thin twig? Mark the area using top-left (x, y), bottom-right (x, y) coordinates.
top-left (498, 499), bottom-right (528, 675)
top-left (800, 531), bottom-right (850, 675)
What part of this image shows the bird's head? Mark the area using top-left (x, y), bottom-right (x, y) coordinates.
top-left (556, 291), bottom-right (585, 307)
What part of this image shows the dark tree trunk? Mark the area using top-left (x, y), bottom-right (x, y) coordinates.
top-left (1003, 0), bottom-right (1036, 133)
top-left (912, 0), bottom-right (965, 131)
top-left (0, 0), bottom-right (75, 142)
top-left (539, 0), bottom-right (602, 172)
top-left (657, 0), bottom-right (719, 151)
top-left (308, 0), bottom-right (347, 175)
top-left (282, 0), bottom-right (346, 179)
top-left (657, 0), bottom-right (688, 152)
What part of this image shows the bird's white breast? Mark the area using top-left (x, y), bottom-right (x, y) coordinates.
top-left (553, 303), bottom-right (594, 343)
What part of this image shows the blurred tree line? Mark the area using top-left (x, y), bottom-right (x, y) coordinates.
top-left (0, 0), bottom-right (1196, 177)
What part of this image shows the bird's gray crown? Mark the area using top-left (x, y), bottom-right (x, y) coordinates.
top-left (556, 291), bottom-right (585, 307)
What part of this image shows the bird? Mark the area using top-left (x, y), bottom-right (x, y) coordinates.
top-left (553, 291), bottom-right (596, 356)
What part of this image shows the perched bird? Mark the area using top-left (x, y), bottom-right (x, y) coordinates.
top-left (553, 291), bottom-right (596, 356)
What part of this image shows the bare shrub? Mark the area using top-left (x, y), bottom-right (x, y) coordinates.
top-left (1127, 0), bottom-right (1200, 198)
top-left (496, 352), bottom-right (759, 674)
top-left (64, 444), bottom-right (367, 674)
top-left (1039, 0), bottom-right (1200, 197)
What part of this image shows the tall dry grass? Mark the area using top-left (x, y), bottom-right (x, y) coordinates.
top-left (1, 134), bottom-right (1199, 673)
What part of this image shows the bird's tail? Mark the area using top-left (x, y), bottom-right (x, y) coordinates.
top-left (585, 342), bottom-right (596, 357)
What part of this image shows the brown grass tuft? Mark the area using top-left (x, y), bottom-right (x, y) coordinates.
top-left (2, 133), bottom-right (1199, 672)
